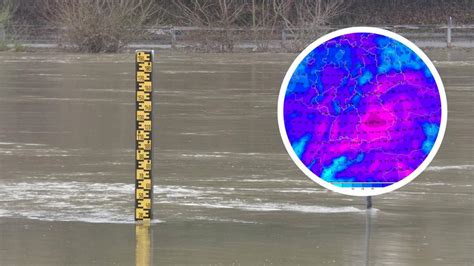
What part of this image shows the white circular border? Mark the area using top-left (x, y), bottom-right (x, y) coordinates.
top-left (278, 27), bottom-right (448, 196)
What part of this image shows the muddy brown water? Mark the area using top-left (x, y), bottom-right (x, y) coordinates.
top-left (0, 50), bottom-right (472, 265)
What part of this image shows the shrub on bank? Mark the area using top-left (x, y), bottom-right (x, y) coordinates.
top-left (42, 0), bottom-right (161, 53)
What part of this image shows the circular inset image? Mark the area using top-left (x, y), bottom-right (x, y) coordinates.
top-left (278, 27), bottom-right (447, 196)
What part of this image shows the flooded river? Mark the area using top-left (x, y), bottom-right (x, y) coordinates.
top-left (0, 50), bottom-right (472, 265)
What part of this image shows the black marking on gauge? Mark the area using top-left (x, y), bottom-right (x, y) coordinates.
top-left (135, 50), bottom-right (153, 221)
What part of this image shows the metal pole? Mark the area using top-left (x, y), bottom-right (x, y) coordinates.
top-left (135, 50), bottom-right (154, 221)
top-left (447, 16), bottom-right (452, 48)
top-left (170, 27), bottom-right (176, 49)
top-left (366, 196), bottom-right (372, 209)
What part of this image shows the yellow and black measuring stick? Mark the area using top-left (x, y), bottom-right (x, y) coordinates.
top-left (135, 50), bottom-right (154, 221)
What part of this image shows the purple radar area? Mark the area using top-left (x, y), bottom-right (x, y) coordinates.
top-left (279, 28), bottom-right (446, 195)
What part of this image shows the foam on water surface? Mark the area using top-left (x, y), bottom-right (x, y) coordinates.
top-left (0, 180), bottom-right (367, 223)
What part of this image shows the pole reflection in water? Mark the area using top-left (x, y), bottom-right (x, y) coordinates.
top-left (364, 209), bottom-right (373, 266)
top-left (136, 223), bottom-right (152, 266)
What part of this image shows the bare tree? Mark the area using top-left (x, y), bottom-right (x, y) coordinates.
top-left (0, 0), bottom-right (12, 27)
top-left (249, 0), bottom-right (285, 51)
top-left (277, 0), bottom-right (347, 52)
top-left (0, 0), bottom-right (29, 51)
top-left (174, 0), bottom-right (246, 52)
top-left (42, 0), bottom-right (162, 52)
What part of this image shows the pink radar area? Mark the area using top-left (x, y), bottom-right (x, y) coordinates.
top-left (278, 27), bottom-right (447, 196)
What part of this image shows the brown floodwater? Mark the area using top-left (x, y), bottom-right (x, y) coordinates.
top-left (0, 49), bottom-right (472, 265)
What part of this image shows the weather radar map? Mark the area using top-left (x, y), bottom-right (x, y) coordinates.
top-left (278, 28), bottom-right (447, 196)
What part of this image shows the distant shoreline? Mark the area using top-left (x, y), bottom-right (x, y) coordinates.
top-left (2, 42), bottom-right (474, 54)
top-left (2, 23), bottom-right (473, 53)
